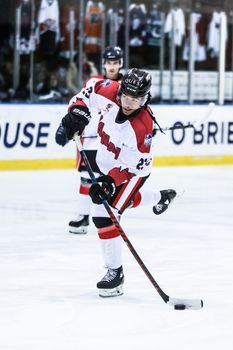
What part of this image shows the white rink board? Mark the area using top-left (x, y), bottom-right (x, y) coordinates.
top-left (0, 104), bottom-right (75, 160)
top-left (0, 104), bottom-right (233, 168)
top-left (153, 105), bottom-right (233, 156)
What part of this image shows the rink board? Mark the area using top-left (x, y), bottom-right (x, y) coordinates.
top-left (0, 104), bottom-right (232, 170)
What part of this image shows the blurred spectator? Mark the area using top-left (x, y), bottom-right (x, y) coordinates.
top-left (0, 0), bottom-right (232, 103)
top-left (67, 53), bottom-right (98, 95)
top-left (13, 62), bottom-right (30, 100)
top-left (37, 71), bottom-right (65, 102)
top-left (34, 61), bottom-right (48, 94)
top-left (0, 62), bottom-right (13, 101)
top-left (0, 70), bottom-right (9, 101)
top-left (0, 1), bottom-right (12, 63)
top-left (57, 65), bottom-right (70, 97)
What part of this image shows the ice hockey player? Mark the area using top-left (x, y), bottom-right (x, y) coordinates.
top-left (56, 68), bottom-right (176, 297)
top-left (56, 46), bottom-right (124, 234)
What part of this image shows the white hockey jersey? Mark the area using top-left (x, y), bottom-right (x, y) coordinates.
top-left (208, 11), bottom-right (227, 58)
top-left (68, 80), bottom-right (154, 186)
top-left (164, 8), bottom-right (185, 46)
top-left (72, 74), bottom-right (122, 150)
top-left (80, 75), bottom-right (106, 150)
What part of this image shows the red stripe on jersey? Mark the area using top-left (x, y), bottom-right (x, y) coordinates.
top-left (83, 74), bottom-right (122, 88)
top-left (112, 182), bottom-right (128, 208)
top-left (129, 109), bottom-right (153, 153)
top-left (68, 98), bottom-right (87, 111)
top-left (118, 178), bottom-right (144, 213)
top-left (79, 184), bottom-right (90, 195)
top-left (94, 80), bottom-right (120, 104)
top-left (108, 167), bottom-right (136, 186)
top-left (130, 191), bottom-right (142, 208)
top-left (112, 177), bottom-right (143, 213)
top-left (83, 75), bottom-right (105, 87)
top-left (98, 225), bottom-right (120, 239)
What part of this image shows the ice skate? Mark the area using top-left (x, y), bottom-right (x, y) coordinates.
top-left (153, 189), bottom-right (177, 215)
top-left (97, 266), bottom-right (124, 297)
top-left (68, 215), bottom-right (89, 234)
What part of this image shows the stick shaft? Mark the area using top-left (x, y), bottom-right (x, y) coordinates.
top-left (74, 134), bottom-right (203, 310)
top-left (155, 123), bottom-right (194, 132)
top-left (74, 134), bottom-right (169, 302)
top-left (155, 102), bottom-right (215, 132)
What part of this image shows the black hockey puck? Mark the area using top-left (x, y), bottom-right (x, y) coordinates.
top-left (174, 304), bottom-right (186, 310)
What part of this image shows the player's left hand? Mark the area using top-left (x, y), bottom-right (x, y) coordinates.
top-left (89, 175), bottom-right (116, 204)
top-left (55, 124), bottom-right (69, 146)
top-left (61, 105), bottom-right (91, 140)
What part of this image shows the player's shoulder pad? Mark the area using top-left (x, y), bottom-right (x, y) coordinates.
top-left (83, 75), bottom-right (105, 88)
top-left (94, 80), bottom-right (120, 102)
top-left (130, 108), bottom-right (154, 153)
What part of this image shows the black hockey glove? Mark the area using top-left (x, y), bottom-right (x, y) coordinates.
top-left (61, 105), bottom-right (91, 140)
top-left (89, 175), bottom-right (116, 205)
top-left (55, 124), bottom-right (69, 146)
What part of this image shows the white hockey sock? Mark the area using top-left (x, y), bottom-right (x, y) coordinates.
top-left (78, 193), bottom-right (92, 216)
top-left (139, 188), bottom-right (161, 207)
top-left (100, 236), bottom-right (122, 269)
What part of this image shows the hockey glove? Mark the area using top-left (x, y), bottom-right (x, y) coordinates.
top-left (89, 175), bottom-right (116, 205)
top-left (55, 124), bottom-right (69, 146)
top-left (62, 105), bottom-right (91, 140)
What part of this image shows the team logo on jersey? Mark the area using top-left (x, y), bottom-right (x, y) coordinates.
top-left (101, 79), bottom-right (112, 87)
top-left (97, 119), bottom-right (121, 160)
top-left (144, 133), bottom-right (153, 147)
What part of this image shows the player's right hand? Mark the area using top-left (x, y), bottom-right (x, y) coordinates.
top-left (89, 175), bottom-right (116, 205)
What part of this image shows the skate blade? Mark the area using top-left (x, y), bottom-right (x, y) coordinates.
top-left (98, 285), bottom-right (124, 298)
top-left (68, 226), bottom-right (88, 234)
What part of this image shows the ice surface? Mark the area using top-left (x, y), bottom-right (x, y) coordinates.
top-left (0, 166), bottom-right (233, 350)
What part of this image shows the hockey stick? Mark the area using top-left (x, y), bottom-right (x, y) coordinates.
top-left (155, 102), bottom-right (215, 133)
top-left (193, 102), bottom-right (215, 128)
top-left (154, 123), bottom-right (194, 133)
top-left (73, 133), bottom-right (203, 310)
top-left (81, 135), bottom-right (97, 139)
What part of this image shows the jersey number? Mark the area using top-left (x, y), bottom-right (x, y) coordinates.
top-left (82, 86), bottom-right (93, 98)
top-left (136, 158), bottom-right (151, 170)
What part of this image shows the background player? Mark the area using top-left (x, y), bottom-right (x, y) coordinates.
top-left (56, 46), bottom-right (124, 234)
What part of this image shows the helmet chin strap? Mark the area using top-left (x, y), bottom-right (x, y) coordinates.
top-left (115, 106), bottom-right (142, 123)
top-left (143, 93), bottom-right (151, 107)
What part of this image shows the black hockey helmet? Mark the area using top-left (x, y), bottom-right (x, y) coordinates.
top-left (103, 46), bottom-right (123, 66)
top-left (120, 68), bottom-right (152, 102)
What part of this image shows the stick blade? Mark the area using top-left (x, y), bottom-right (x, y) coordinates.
top-left (193, 102), bottom-right (216, 129)
top-left (168, 297), bottom-right (203, 310)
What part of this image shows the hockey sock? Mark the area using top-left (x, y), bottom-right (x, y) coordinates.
top-left (77, 193), bottom-right (92, 216)
top-left (130, 189), bottom-right (161, 209)
top-left (98, 226), bottom-right (122, 269)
